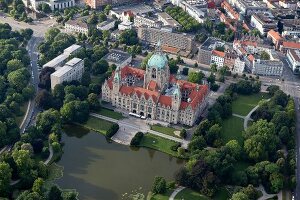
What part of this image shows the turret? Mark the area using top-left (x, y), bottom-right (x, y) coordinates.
top-left (171, 83), bottom-right (181, 110)
top-left (113, 66), bottom-right (121, 94)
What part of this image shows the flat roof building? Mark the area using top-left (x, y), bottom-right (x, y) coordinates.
top-left (102, 50), bottom-right (132, 68)
top-left (287, 49), bottom-right (300, 74)
top-left (197, 37), bottom-right (225, 65)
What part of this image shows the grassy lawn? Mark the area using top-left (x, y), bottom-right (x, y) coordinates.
top-left (213, 187), bottom-right (230, 200)
top-left (221, 116), bottom-right (244, 145)
top-left (232, 93), bottom-right (269, 116)
top-left (151, 189), bottom-right (174, 200)
top-left (15, 101), bottom-right (29, 126)
top-left (94, 107), bottom-right (124, 120)
top-left (139, 134), bottom-right (179, 157)
top-left (175, 188), bottom-right (209, 200)
top-left (151, 124), bottom-right (180, 138)
top-left (80, 116), bottom-right (114, 136)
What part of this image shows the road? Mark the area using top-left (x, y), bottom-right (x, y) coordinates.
top-left (90, 113), bottom-right (189, 148)
top-left (0, 14), bottom-right (46, 132)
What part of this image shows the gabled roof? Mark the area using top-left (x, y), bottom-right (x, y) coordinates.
top-left (212, 50), bottom-right (225, 58)
top-left (121, 66), bottom-right (145, 79)
top-left (282, 41), bottom-right (300, 49)
top-left (247, 54), bottom-right (255, 62)
top-left (267, 29), bottom-right (282, 41)
top-left (158, 95), bottom-right (172, 107)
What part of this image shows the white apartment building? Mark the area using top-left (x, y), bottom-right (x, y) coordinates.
top-left (279, 0), bottom-right (297, 9)
top-left (235, 0), bottom-right (269, 16)
top-left (43, 44), bottom-right (82, 69)
top-left (157, 12), bottom-right (182, 30)
top-left (233, 57), bottom-right (246, 74)
top-left (23, 0), bottom-right (75, 11)
top-left (252, 59), bottom-right (283, 76)
top-left (286, 49), bottom-right (300, 74)
top-left (50, 58), bottom-right (84, 89)
top-left (65, 19), bottom-right (88, 35)
top-left (250, 13), bottom-right (277, 36)
top-left (211, 50), bottom-right (225, 68)
top-left (118, 21), bottom-right (133, 30)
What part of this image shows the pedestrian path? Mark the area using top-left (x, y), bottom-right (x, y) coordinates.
top-left (90, 113), bottom-right (189, 148)
top-left (169, 186), bottom-right (185, 200)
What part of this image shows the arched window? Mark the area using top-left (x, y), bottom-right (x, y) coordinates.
top-left (151, 68), bottom-right (156, 79)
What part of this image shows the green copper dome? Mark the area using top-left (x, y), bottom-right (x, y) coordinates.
top-left (147, 53), bottom-right (168, 69)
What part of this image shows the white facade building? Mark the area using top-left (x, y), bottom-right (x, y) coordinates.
top-left (286, 49), bottom-right (300, 74)
top-left (50, 58), bottom-right (84, 89)
top-left (118, 21), bottom-right (133, 30)
top-left (233, 57), bottom-right (245, 73)
top-left (97, 19), bottom-right (116, 31)
top-left (252, 59), bottom-right (283, 76)
top-left (250, 14), bottom-right (277, 36)
top-left (180, 0), bottom-right (207, 23)
top-left (211, 50), bottom-right (225, 68)
top-left (65, 20), bottom-right (88, 35)
top-left (134, 14), bottom-right (162, 28)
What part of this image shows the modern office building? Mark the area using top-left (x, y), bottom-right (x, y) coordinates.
top-left (252, 59), bottom-right (283, 76)
top-left (286, 49), bottom-right (300, 74)
top-left (102, 50), bottom-right (132, 68)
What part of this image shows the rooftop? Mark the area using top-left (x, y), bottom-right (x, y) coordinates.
top-left (103, 50), bottom-right (132, 64)
top-left (64, 44), bottom-right (82, 55)
top-left (288, 49), bottom-right (300, 62)
top-left (51, 65), bottom-right (72, 78)
top-left (200, 37), bottom-right (225, 51)
top-left (65, 57), bottom-right (82, 67)
top-left (65, 19), bottom-right (88, 29)
top-left (43, 54), bottom-right (69, 68)
top-left (157, 12), bottom-right (181, 28)
top-left (97, 18), bottom-right (115, 28)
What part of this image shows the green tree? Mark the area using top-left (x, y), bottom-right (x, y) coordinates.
top-left (152, 176), bottom-right (167, 194)
top-left (87, 93), bottom-right (100, 111)
top-left (188, 71), bottom-right (204, 84)
top-left (7, 68), bottom-right (30, 91)
top-left (260, 51), bottom-right (270, 60)
top-left (7, 59), bottom-right (24, 72)
top-left (48, 185), bottom-right (63, 200)
top-left (45, 28), bottom-right (60, 43)
top-left (32, 177), bottom-right (44, 194)
top-left (0, 162), bottom-right (12, 197)
top-left (92, 59), bottom-right (109, 75)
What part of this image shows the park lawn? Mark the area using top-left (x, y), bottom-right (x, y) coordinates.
top-left (221, 116), bottom-right (244, 145)
top-left (175, 188), bottom-right (209, 200)
top-left (15, 101), bottom-right (29, 126)
top-left (139, 134), bottom-right (179, 157)
top-left (80, 116), bottom-right (114, 136)
top-left (150, 124), bottom-right (180, 138)
top-left (232, 93), bottom-right (269, 116)
top-left (95, 107), bottom-right (124, 120)
top-left (151, 189), bottom-right (174, 200)
top-left (213, 187), bottom-right (230, 200)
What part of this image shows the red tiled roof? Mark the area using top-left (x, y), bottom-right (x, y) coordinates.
top-left (158, 95), bottom-right (172, 107)
top-left (120, 85), bottom-right (159, 102)
top-left (221, 0), bottom-right (239, 20)
top-left (247, 54), bottom-right (255, 62)
top-left (177, 80), bottom-right (197, 90)
top-left (169, 75), bottom-right (177, 84)
top-left (242, 41), bottom-right (257, 47)
top-left (121, 66), bottom-right (145, 79)
top-left (148, 80), bottom-right (158, 91)
top-left (180, 85), bottom-right (209, 110)
top-left (282, 41), bottom-right (300, 49)
top-left (162, 45), bottom-right (180, 54)
top-left (212, 50), bottom-right (225, 58)
top-left (267, 29), bottom-right (282, 41)
top-left (242, 23), bottom-right (250, 31)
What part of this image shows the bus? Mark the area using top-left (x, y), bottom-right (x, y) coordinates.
top-left (129, 112), bottom-right (141, 118)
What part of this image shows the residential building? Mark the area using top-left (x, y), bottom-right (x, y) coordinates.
top-left (97, 19), bottom-right (116, 31)
top-left (286, 49), bottom-right (300, 74)
top-left (267, 29), bottom-right (283, 49)
top-left (252, 59), bottom-right (283, 76)
top-left (23, 0), bottom-right (75, 11)
top-left (137, 26), bottom-right (195, 55)
top-left (250, 13), bottom-right (277, 36)
top-left (101, 43), bottom-right (209, 126)
top-left (198, 37), bottom-right (225, 65)
top-left (50, 58), bottom-right (84, 89)
top-left (102, 50), bottom-right (132, 68)
top-left (235, 0), bottom-right (269, 16)
top-left (224, 51), bottom-right (237, 69)
top-left (65, 19), bottom-right (88, 35)
top-left (157, 12), bottom-right (182, 30)
top-left (278, 0), bottom-right (297, 9)
top-left (221, 0), bottom-right (239, 20)
top-left (279, 41), bottom-right (300, 54)
top-left (233, 56), bottom-right (246, 73)
top-left (43, 44), bottom-right (82, 69)
top-left (134, 14), bottom-right (162, 28)
top-left (281, 19), bottom-right (300, 37)
top-left (211, 50), bottom-right (225, 68)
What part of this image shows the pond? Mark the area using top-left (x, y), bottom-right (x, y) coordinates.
top-left (56, 125), bottom-right (185, 200)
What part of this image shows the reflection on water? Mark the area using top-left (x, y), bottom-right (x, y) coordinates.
top-left (56, 125), bottom-right (184, 200)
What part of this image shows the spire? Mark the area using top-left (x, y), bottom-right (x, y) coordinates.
top-left (155, 39), bottom-right (162, 53)
top-left (114, 66), bottom-right (121, 82)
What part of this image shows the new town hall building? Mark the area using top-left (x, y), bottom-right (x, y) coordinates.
top-left (101, 43), bottom-right (209, 126)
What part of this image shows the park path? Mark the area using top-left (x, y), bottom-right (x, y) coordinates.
top-left (90, 113), bottom-right (189, 148)
top-left (256, 185), bottom-right (276, 200)
top-left (44, 139), bottom-right (53, 165)
top-left (169, 186), bottom-right (185, 200)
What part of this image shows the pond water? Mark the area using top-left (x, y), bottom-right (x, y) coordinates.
top-left (56, 125), bottom-right (185, 200)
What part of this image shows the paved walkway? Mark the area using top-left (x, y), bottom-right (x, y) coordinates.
top-left (44, 139), bottom-right (53, 165)
top-left (232, 113), bottom-right (246, 119)
top-left (90, 113), bottom-right (189, 148)
top-left (169, 186), bottom-right (185, 200)
top-left (257, 185), bottom-right (276, 200)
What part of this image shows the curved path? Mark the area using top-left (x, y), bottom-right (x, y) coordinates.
top-left (169, 186), bottom-right (185, 200)
top-left (44, 140), bottom-right (53, 165)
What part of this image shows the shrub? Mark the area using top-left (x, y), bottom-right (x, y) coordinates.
top-left (171, 142), bottom-right (181, 151)
top-left (210, 83), bottom-right (220, 91)
top-left (152, 176), bottom-right (167, 194)
top-left (130, 132), bottom-right (144, 146)
top-left (106, 123), bottom-right (119, 138)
